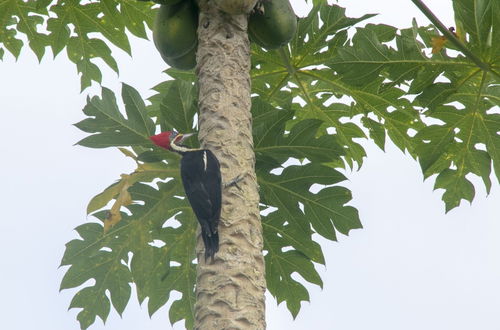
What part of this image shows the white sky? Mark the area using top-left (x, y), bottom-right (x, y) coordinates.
top-left (1, 1), bottom-right (499, 329)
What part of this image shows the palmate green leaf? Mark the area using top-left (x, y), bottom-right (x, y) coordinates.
top-left (0, 0), bottom-right (49, 60)
top-left (305, 69), bottom-right (421, 156)
top-left (60, 219), bottom-right (132, 327)
top-left (251, 3), bottom-right (375, 167)
top-left (315, 2), bottom-right (500, 210)
top-left (74, 83), bottom-right (154, 148)
top-left (361, 116), bottom-right (386, 150)
top-left (252, 97), bottom-right (294, 169)
top-left (264, 219), bottom-right (323, 317)
top-left (86, 160), bottom-right (179, 214)
top-left (120, 0), bottom-right (156, 39)
top-left (262, 210), bottom-right (324, 265)
top-left (409, 0), bottom-right (500, 211)
top-left (252, 95), bottom-right (346, 167)
top-left (326, 24), bottom-right (437, 155)
top-left (288, 3), bottom-right (375, 70)
top-left (259, 163), bottom-right (360, 242)
top-left (158, 80), bottom-right (198, 133)
top-left (147, 69), bottom-right (197, 121)
top-left (453, 0), bottom-right (494, 55)
top-left (252, 96), bottom-right (361, 316)
top-left (61, 178), bottom-right (197, 330)
top-left (65, 81), bottom-right (202, 329)
top-left (259, 163), bottom-right (361, 315)
top-left (0, 0), bottom-right (156, 90)
top-left (414, 79), bottom-right (499, 211)
top-left (331, 24), bottom-right (425, 87)
top-left (127, 183), bottom-right (197, 329)
top-left (257, 118), bottom-right (345, 164)
top-left (47, 1), bottom-right (132, 90)
top-left (149, 212), bottom-right (197, 327)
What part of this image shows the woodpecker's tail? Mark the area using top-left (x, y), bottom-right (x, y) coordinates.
top-left (202, 229), bottom-right (219, 262)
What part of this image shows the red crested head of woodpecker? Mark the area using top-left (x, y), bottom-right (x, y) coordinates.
top-left (149, 131), bottom-right (194, 150)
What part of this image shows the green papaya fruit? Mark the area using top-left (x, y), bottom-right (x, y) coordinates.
top-left (248, 0), bottom-right (297, 50)
top-left (160, 44), bottom-right (197, 70)
top-left (153, 1), bottom-right (198, 60)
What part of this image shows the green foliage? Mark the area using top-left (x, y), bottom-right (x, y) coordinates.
top-left (252, 97), bottom-right (361, 314)
top-left (252, 4), bottom-right (376, 168)
top-left (0, 0), bottom-right (50, 60)
top-left (328, 7), bottom-right (500, 211)
top-left (62, 75), bottom-right (360, 328)
top-left (0, 0), bottom-right (155, 90)
top-left (251, 0), bottom-right (499, 212)
top-left (75, 83), bottom-right (155, 148)
top-left (6, 0), bottom-right (492, 328)
top-left (63, 82), bottom-right (198, 329)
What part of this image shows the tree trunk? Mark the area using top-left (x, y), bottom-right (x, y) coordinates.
top-left (194, 2), bottom-right (266, 329)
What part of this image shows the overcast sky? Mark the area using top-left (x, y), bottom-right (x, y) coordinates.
top-left (1, 1), bottom-right (499, 329)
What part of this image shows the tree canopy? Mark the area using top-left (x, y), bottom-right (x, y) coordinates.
top-left (1, 0), bottom-right (498, 329)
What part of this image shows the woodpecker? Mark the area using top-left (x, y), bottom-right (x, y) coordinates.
top-left (150, 131), bottom-right (221, 261)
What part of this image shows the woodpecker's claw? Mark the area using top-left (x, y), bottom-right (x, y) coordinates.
top-left (224, 173), bottom-right (245, 191)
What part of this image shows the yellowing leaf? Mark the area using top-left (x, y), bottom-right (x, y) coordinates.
top-left (103, 174), bottom-right (133, 233)
top-left (431, 35), bottom-right (447, 53)
top-left (118, 147), bottom-right (138, 160)
top-left (87, 154), bottom-right (178, 216)
top-left (87, 182), bottom-right (121, 215)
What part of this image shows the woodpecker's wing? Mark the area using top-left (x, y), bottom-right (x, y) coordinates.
top-left (204, 150), bottom-right (222, 226)
top-left (180, 150), bottom-right (221, 234)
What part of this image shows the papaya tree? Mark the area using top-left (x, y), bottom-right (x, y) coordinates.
top-left (1, 0), bottom-right (499, 329)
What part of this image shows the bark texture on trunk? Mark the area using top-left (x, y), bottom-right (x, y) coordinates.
top-left (194, 1), bottom-right (266, 329)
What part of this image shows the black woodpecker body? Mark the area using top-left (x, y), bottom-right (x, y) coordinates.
top-left (150, 131), bottom-right (222, 261)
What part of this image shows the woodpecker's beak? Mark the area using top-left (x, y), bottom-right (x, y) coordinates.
top-left (174, 132), bottom-right (195, 144)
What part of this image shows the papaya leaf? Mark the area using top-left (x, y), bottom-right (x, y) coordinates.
top-left (86, 181), bottom-right (121, 216)
top-left (1, 0), bottom-right (155, 90)
top-left (414, 89), bottom-right (499, 211)
top-left (259, 163), bottom-right (361, 316)
top-left (315, 4), bottom-right (500, 211)
top-left (87, 158), bottom-right (179, 215)
top-left (64, 80), bottom-right (201, 328)
top-left (453, 0), bottom-right (494, 54)
top-left (252, 96), bottom-right (295, 170)
top-left (0, 0), bottom-right (49, 60)
top-left (61, 179), bottom-right (197, 330)
top-left (158, 80), bottom-right (198, 133)
top-left (120, 0), bottom-right (155, 39)
top-left (74, 83), bottom-right (155, 148)
top-left (58, 1), bottom-right (500, 328)
top-left (60, 218), bottom-right (132, 327)
top-left (410, 0), bottom-right (500, 210)
top-left (102, 174), bottom-right (133, 232)
top-left (259, 163), bottom-right (360, 242)
top-left (256, 119), bottom-right (345, 165)
top-left (251, 3), bottom-right (375, 167)
top-left (252, 96), bottom-right (361, 317)
top-left (264, 229), bottom-right (322, 318)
